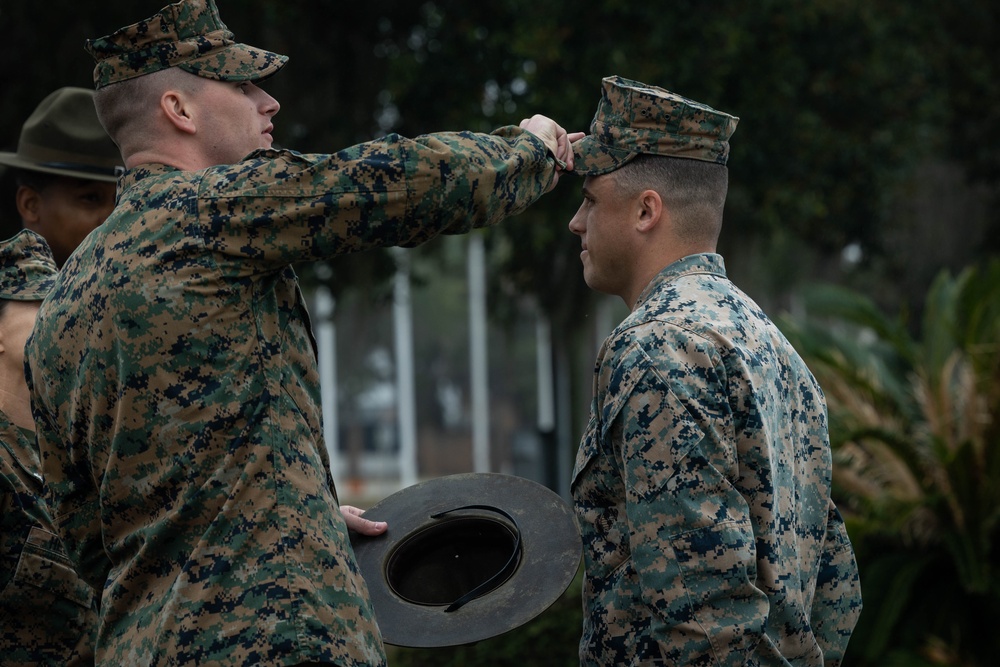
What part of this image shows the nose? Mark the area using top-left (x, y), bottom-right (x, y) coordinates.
top-left (261, 91), bottom-right (280, 117)
top-left (568, 207), bottom-right (585, 236)
top-left (249, 83), bottom-right (280, 117)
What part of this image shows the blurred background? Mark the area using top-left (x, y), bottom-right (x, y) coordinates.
top-left (1, 1), bottom-right (997, 665)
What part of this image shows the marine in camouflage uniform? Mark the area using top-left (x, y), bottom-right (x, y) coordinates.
top-left (24, 1), bottom-right (574, 665)
top-left (568, 77), bottom-right (863, 665)
top-left (0, 230), bottom-right (97, 665)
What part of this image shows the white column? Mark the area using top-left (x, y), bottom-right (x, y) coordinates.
top-left (535, 310), bottom-right (555, 433)
top-left (393, 248), bottom-right (419, 488)
top-left (315, 287), bottom-right (339, 481)
top-left (468, 233), bottom-right (490, 473)
top-left (555, 342), bottom-right (573, 499)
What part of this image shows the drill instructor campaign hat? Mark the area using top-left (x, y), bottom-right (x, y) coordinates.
top-left (0, 88), bottom-right (122, 183)
top-left (85, 0), bottom-right (288, 90)
top-left (0, 230), bottom-right (58, 302)
top-left (350, 472), bottom-right (582, 648)
top-left (572, 75), bottom-right (740, 176)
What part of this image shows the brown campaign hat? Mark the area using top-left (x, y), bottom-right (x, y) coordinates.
top-left (0, 230), bottom-right (57, 302)
top-left (86, 0), bottom-right (287, 90)
top-left (0, 87), bottom-right (121, 183)
top-left (350, 472), bottom-right (582, 648)
top-left (573, 75), bottom-right (739, 175)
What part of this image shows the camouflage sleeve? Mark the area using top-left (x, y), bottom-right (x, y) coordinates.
top-left (810, 503), bottom-right (863, 666)
top-left (25, 358), bottom-right (111, 593)
top-left (199, 125), bottom-right (555, 268)
top-left (611, 337), bottom-right (769, 665)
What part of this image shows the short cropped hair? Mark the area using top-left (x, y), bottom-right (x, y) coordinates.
top-left (93, 68), bottom-right (205, 154)
top-left (610, 154), bottom-right (728, 246)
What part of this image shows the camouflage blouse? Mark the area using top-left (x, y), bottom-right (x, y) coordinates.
top-left (0, 414), bottom-right (96, 665)
top-left (572, 254), bottom-right (863, 666)
top-left (26, 127), bottom-right (556, 666)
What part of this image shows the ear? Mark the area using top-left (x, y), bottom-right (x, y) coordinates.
top-left (160, 90), bottom-right (198, 136)
top-left (15, 185), bottom-right (41, 226)
top-left (635, 189), bottom-right (663, 233)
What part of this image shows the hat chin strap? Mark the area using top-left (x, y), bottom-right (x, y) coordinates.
top-left (430, 505), bottom-right (523, 613)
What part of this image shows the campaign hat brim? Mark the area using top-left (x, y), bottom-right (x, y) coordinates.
top-left (350, 472), bottom-right (582, 648)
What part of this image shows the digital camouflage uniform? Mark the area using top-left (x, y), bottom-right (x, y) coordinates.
top-left (570, 78), bottom-right (862, 665)
top-left (1, 417), bottom-right (97, 666)
top-left (24, 2), bottom-right (563, 666)
top-left (0, 230), bottom-right (97, 666)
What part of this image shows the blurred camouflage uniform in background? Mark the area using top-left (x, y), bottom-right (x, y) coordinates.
top-left (569, 76), bottom-right (863, 665)
top-left (0, 230), bottom-right (97, 666)
top-left (25, 1), bottom-right (565, 665)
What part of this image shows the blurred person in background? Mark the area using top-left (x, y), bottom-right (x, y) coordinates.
top-left (0, 230), bottom-right (97, 665)
top-left (0, 86), bottom-right (121, 267)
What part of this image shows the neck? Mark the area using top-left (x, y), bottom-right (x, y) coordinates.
top-left (626, 245), bottom-right (716, 310)
top-left (126, 148), bottom-right (208, 172)
top-left (0, 383), bottom-right (33, 431)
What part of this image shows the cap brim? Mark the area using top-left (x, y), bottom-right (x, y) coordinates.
top-left (180, 43), bottom-right (288, 83)
top-left (0, 152), bottom-right (119, 183)
top-left (350, 472), bottom-right (581, 648)
top-left (570, 135), bottom-right (637, 176)
top-left (4, 277), bottom-right (56, 301)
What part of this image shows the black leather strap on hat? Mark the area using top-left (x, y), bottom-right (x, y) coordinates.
top-left (33, 161), bottom-right (121, 178)
top-left (430, 505), bottom-right (523, 613)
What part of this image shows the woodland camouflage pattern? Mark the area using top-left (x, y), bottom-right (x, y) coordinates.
top-left (26, 127), bottom-right (558, 666)
top-left (572, 75), bottom-right (739, 175)
top-left (86, 0), bottom-right (287, 89)
top-left (0, 231), bottom-right (97, 665)
top-left (572, 254), bottom-right (863, 665)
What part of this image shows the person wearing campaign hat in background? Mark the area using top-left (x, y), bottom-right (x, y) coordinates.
top-left (567, 76), bottom-right (863, 666)
top-left (0, 87), bottom-right (122, 267)
top-left (0, 230), bottom-right (98, 665)
top-left (24, 0), bottom-right (580, 665)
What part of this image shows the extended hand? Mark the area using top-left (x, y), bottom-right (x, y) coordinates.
top-left (519, 115), bottom-right (585, 187)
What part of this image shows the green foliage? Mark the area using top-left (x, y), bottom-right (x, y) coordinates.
top-left (780, 260), bottom-right (1000, 666)
top-left (387, 569), bottom-right (582, 667)
top-left (2, 0), bottom-right (996, 313)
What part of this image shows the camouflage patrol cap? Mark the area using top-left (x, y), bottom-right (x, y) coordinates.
top-left (572, 75), bottom-right (739, 175)
top-left (85, 0), bottom-right (288, 90)
top-left (0, 230), bottom-right (57, 302)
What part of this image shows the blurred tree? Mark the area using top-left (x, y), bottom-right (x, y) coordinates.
top-left (370, 0), bottom-right (952, 315)
top-left (2, 0), bottom-right (994, 305)
top-left (780, 260), bottom-right (1000, 666)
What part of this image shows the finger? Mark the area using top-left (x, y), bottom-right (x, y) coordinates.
top-left (341, 505), bottom-right (388, 535)
top-left (353, 517), bottom-right (388, 536)
top-left (555, 124), bottom-right (571, 165)
top-left (565, 131), bottom-right (587, 170)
